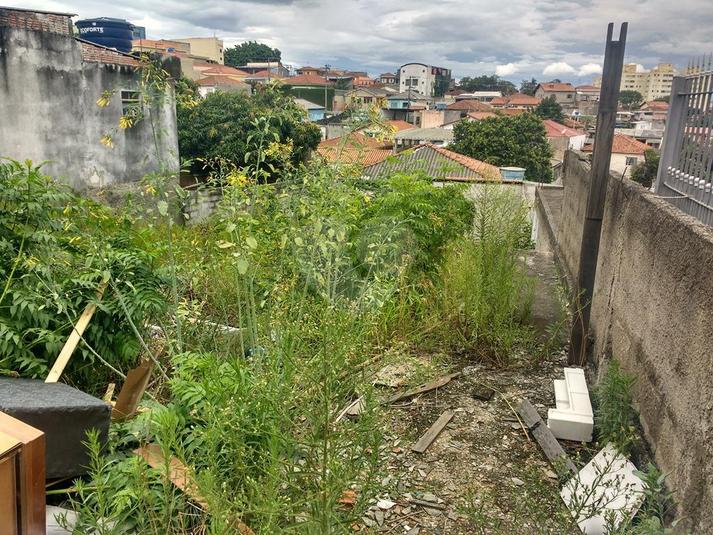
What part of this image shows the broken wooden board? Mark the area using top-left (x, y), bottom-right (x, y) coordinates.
top-left (385, 372), bottom-right (461, 405)
top-left (135, 444), bottom-right (254, 535)
top-left (45, 282), bottom-right (107, 383)
top-left (335, 396), bottom-right (365, 423)
top-left (517, 398), bottom-right (577, 475)
top-left (411, 410), bottom-right (454, 453)
top-left (112, 361), bottom-right (152, 421)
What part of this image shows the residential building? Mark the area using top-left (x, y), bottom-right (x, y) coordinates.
top-left (132, 25), bottom-right (146, 39)
top-left (636, 101), bottom-right (669, 122)
top-left (581, 134), bottom-right (650, 177)
top-left (595, 63), bottom-right (676, 101)
top-left (466, 111), bottom-right (498, 121)
top-left (345, 87), bottom-right (391, 109)
top-left (173, 37), bottom-right (224, 64)
top-left (393, 126), bottom-right (454, 150)
top-left (535, 82), bottom-right (576, 105)
top-left (243, 69), bottom-right (285, 84)
top-left (317, 146), bottom-right (392, 167)
top-left (575, 84), bottom-right (600, 102)
top-left (490, 93), bottom-right (540, 110)
top-left (384, 92), bottom-right (431, 123)
top-left (294, 98), bottom-right (326, 121)
top-left (380, 72), bottom-right (398, 85)
top-left (132, 39), bottom-right (214, 80)
top-left (399, 63), bottom-right (452, 97)
top-left (239, 61), bottom-right (289, 77)
top-left (282, 74), bottom-right (335, 111)
top-left (199, 64), bottom-right (248, 79)
top-left (454, 91), bottom-right (502, 103)
top-left (542, 119), bottom-right (587, 159)
top-left (196, 76), bottom-right (251, 97)
top-left (446, 100), bottom-right (493, 114)
top-left (352, 76), bottom-right (378, 87)
top-left (0, 7), bottom-right (179, 191)
top-left (297, 66), bottom-right (322, 76)
top-left (364, 144), bottom-right (501, 182)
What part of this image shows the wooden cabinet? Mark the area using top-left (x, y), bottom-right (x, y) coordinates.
top-left (0, 411), bottom-right (45, 535)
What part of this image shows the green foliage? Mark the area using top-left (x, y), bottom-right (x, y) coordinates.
top-left (630, 149), bottom-right (660, 189)
top-left (426, 187), bottom-right (534, 364)
top-left (535, 95), bottom-right (565, 123)
top-left (0, 160), bottom-right (167, 390)
top-left (177, 85), bottom-right (321, 177)
top-left (619, 90), bottom-right (644, 110)
top-left (224, 40), bottom-right (281, 68)
top-left (459, 75), bottom-right (517, 95)
top-left (174, 76), bottom-right (200, 111)
top-left (594, 361), bottom-right (639, 453)
top-left (452, 113), bottom-right (554, 182)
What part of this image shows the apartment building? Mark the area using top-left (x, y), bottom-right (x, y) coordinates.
top-left (173, 37), bottom-right (224, 64)
top-left (595, 63), bottom-right (676, 101)
top-left (399, 63), bottom-right (452, 97)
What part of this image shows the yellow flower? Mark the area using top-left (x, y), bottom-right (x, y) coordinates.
top-left (119, 116), bottom-right (133, 129)
top-left (96, 91), bottom-right (112, 108)
top-left (100, 135), bottom-right (115, 148)
top-left (226, 170), bottom-right (248, 187)
top-left (144, 184), bottom-right (157, 196)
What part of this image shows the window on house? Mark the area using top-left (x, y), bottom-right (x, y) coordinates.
top-left (625, 156), bottom-right (638, 166)
top-left (120, 90), bottom-right (140, 114)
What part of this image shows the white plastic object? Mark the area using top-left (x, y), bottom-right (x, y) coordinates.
top-left (547, 367), bottom-right (594, 442)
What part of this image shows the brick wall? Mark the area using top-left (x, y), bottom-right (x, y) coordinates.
top-left (78, 41), bottom-right (139, 67)
top-left (0, 8), bottom-right (72, 35)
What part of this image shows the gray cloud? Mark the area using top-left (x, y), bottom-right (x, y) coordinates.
top-left (22, 0), bottom-right (711, 82)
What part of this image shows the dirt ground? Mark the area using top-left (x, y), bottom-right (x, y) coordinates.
top-left (353, 348), bottom-right (587, 535)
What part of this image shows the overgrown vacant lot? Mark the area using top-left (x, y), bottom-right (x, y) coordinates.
top-left (1, 159), bottom-right (667, 534)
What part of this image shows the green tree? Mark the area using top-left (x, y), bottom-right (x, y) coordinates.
top-left (520, 77), bottom-right (538, 96)
top-left (451, 113), bottom-right (553, 182)
top-left (177, 85), bottom-right (320, 178)
top-left (224, 41), bottom-right (281, 68)
top-left (174, 77), bottom-right (200, 111)
top-left (630, 149), bottom-right (660, 188)
top-left (619, 90), bottom-right (644, 110)
top-left (535, 95), bottom-right (565, 123)
top-left (459, 75), bottom-right (517, 95)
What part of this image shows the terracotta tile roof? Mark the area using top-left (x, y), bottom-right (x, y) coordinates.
top-left (284, 73), bottom-right (333, 86)
top-left (467, 111), bottom-right (498, 120)
top-left (78, 39), bottom-right (139, 66)
top-left (386, 120), bottom-right (416, 132)
top-left (641, 100), bottom-right (669, 111)
top-left (317, 146), bottom-right (393, 166)
top-left (201, 65), bottom-right (248, 76)
top-left (364, 143), bottom-right (501, 181)
top-left (489, 96), bottom-right (509, 106)
top-left (446, 100), bottom-right (493, 112)
top-left (196, 75), bottom-right (249, 87)
top-left (244, 69), bottom-right (284, 79)
top-left (576, 84), bottom-right (599, 91)
top-left (506, 93), bottom-right (540, 106)
top-left (319, 132), bottom-right (385, 150)
top-left (499, 108), bottom-right (527, 116)
top-left (542, 119), bottom-right (586, 138)
top-left (538, 82), bottom-right (576, 93)
top-left (581, 133), bottom-right (650, 155)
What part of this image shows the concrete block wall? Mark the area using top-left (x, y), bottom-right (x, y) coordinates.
top-left (0, 8), bottom-right (73, 35)
top-left (543, 150), bottom-right (713, 533)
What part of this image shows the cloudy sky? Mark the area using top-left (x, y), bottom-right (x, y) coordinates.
top-left (20, 0), bottom-right (708, 82)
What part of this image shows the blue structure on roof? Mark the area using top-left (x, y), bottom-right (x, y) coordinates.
top-left (75, 17), bottom-right (134, 53)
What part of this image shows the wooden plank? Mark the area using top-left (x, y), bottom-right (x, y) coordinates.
top-left (411, 410), bottom-right (454, 453)
top-left (517, 399), bottom-right (577, 475)
top-left (135, 444), bottom-right (254, 535)
top-left (46, 282), bottom-right (107, 383)
top-left (385, 372), bottom-right (461, 405)
top-left (0, 411), bottom-right (45, 535)
top-left (112, 361), bottom-right (152, 421)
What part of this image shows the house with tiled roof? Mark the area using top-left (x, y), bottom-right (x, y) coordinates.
top-left (363, 144), bottom-right (502, 182)
top-left (446, 100), bottom-right (494, 113)
top-left (393, 127), bottom-right (454, 150)
top-left (200, 65), bottom-right (249, 78)
top-left (542, 119), bottom-right (587, 159)
top-left (196, 75), bottom-right (251, 97)
top-left (576, 84), bottom-right (600, 102)
top-left (380, 72), bottom-right (398, 85)
top-left (535, 82), bottom-right (576, 105)
top-left (581, 134), bottom-right (650, 177)
top-left (0, 6), bottom-right (178, 191)
top-left (243, 69), bottom-right (285, 83)
top-left (294, 98), bottom-right (326, 121)
top-left (490, 93), bottom-right (540, 111)
top-left (317, 146), bottom-right (393, 167)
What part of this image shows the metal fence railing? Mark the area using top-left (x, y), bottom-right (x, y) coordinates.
top-left (655, 56), bottom-right (713, 225)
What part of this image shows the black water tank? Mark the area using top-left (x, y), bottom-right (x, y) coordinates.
top-left (75, 17), bottom-right (135, 53)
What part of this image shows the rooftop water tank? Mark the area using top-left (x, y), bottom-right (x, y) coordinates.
top-left (75, 17), bottom-right (135, 53)
top-left (499, 167), bottom-right (526, 181)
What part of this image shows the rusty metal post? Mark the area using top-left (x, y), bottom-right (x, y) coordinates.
top-left (569, 23), bottom-right (628, 366)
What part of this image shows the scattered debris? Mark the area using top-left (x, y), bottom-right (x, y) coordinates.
top-left (408, 497), bottom-right (446, 510)
top-left (411, 410), bottom-right (455, 454)
top-left (373, 363), bottom-right (411, 388)
top-left (338, 489), bottom-right (357, 510)
top-left (385, 372), bottom-right (461, 405)
top-left (45, 282), bottom-right (107, 384)
top-left (102, 383), bottom-right (115, 403)
top-left (560, 443), bottom-right (644, 534)
top-left (471, 384), bottom-right (495, 401)
top-left (547, 367), bottom-right (594, 442)
top-left (376, 498), bottom-right (396, 510)
top-left (511, 477), bottom-right (525, 486)
top-left (335, 396), bottom-right (365, 423)
top-left (112, 361), bottom-right (152, 421)
top-left (517, 398), bottom-right (577, 475)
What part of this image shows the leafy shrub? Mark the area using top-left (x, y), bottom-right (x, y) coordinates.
top-left (594, 360), bottom-right (638, 453)
top-left (0, 160), bottom-right (167, 391)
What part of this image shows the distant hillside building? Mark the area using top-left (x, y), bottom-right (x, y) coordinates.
top-left (173, 37), bottom-right (224, 64)
top-left (380, 72), bottom-right (398, 84)
top-left (535, 82), bottom-right (577, 105)
top-left (595, 63), bottom-right (676, 101)
top-left (399, 63), bottom-right (452, 97)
